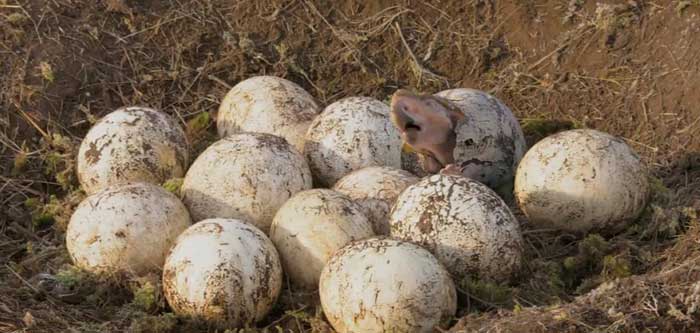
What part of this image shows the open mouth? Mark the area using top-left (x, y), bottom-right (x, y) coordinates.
top-left (405, 121), bottom-right (421, 131)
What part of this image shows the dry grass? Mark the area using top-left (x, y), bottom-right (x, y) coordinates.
top-left (1, 0), bottom-right (700, 332)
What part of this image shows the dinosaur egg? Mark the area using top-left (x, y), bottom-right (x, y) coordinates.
top-left (435, 88), bottom-right (527, 189)
top-left (333, 166), bottom-right (419, 234)
top-left (66, 182), bottom-right (191, 276)
top-left (319, 238), bottom-right (457, 333)
top-left (182, 133), bottom-right (312, 233)
top-left (162, 219), bottom-right (282, 328)
top-left (217, 75), bottom-right (320, 153)
top-left (269, 189), bottom-right (374, 290)
top-left (303, 96), bottom-right (402, 187)
top-left (514, 129), bottom-right (650, 233)
top-left (77, 106), bottom-right (189, 195)
top-left (389, 174), bottom-right (524, 283)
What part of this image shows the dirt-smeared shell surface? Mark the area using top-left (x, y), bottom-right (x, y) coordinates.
top-left (333, 166), bottom-right (419, 235)
top-left (389, 174), bottom-right (524, 283)
top-left (303, 96), bottom-right (402, 187)
top-left (319, 237), bottom-right (457, 333)
top-left (77, 106), bottom-right (189, 195)
top-left (515, 129), bottom-right (650, 234)
top-left (181, 132), bottom-right (312, 233)
top-left (435, 88), bottom-right (526, 189)
top-left (66, 182), bottom-right (191, 276)
top-left (217, 76), bottom-right (320, 153)
top-left (162, 219), bottom-right (282, 329)
top-left (269, 189), bottom-right (374, 290)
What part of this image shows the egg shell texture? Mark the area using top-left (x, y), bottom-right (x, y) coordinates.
top-left (217, 76), bottom-right (320, 153)
top-left (66, 182), bottom-right (191, 276)
top-left (182, 132), bottom-right (312, 233)
top-left (269, 189), bottom-right (374, 290)
top-left (514, 129), bottom-right (650, 233)
top-left (303, 96), bottom-right (402, 187)
top-left (77, 106), bottom-right (189, 195)
top-left (320, 237), bottom-right (457, 333)
top-left (435, 88), bottom-right (526, 188)
top-left (389, 174), bottom-right (524, 283)
top-left (162, 219), bottom-right (282, 328)
top-left (333, 166), bottom-right (419, 234)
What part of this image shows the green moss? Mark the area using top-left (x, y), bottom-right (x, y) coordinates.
top-left (162, 178), bottom-right (184, 196)
top-left (132, 281), bottom-right (158, 312)
top-left (129, 312), bottom-right (178, 333)
top-left (186, 111), bottom-right (210, 137)
top-left (56, 265), bottom-right (91, 290)
top-left (602, 255), bottom-right (632, 279)
top-left (461, 277), bottom-right (513, 306)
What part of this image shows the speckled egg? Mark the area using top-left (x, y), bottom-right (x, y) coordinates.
top-left (77, 106), bottom-right (189, 195)
top-left (269, 189), bottom-right (374, 290)
top-left (66, 182), bottom-right (191, 276)
top-left (514, 129), bottom-right (649, 233)
top-left (217, 76), bottom-right (320, 153)
top-left (162, 219), bottom-right (282, 328)
top-left (319, 237), bottom-right (457, 333)
top-left (333, 166), bottom-right (419, 235)
top-left (303, 96), bottom-right (402, 187)
top-left (181, 133), bottom-right (312, 233)
top-left (389, 174), bottom-right (524, 283)
top-left (436, 88), bottom-right (527, 189)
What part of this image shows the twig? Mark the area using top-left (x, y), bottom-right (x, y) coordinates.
top-left (393, 22), bottom-right (448, 84)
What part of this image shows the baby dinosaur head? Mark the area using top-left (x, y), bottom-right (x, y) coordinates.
top-left (390, 89), bottom-right (464, 173)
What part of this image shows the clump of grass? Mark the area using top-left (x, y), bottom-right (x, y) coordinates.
top-left (460, 277), bottom-right (514, 307)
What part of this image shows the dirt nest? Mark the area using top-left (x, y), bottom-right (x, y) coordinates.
top-left (2, 1), bottom-right (700, 332)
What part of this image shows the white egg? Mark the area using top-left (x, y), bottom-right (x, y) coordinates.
top-left (66, 182), bottom-right (191, 276)
top-left (514, 129), bottom-right (650, 233)
top-left (217, 75), bottom-right (320, 153)
top-left (320, 237), bottom-right (457, 333)
top-left (269, 189), bottom-right (374, 290)
top-left (389, 174), bottom-right (524, 283)
top-left (181, 132), bottom-right (312, 233)
top-left (162, 219), bottom-right (282, 328)
top-left (77, 106), bottom-right (189, 195)
top-left (304, 96), bottom-right (402, 187)
top-left (333, 166), bottom-right (419, 234)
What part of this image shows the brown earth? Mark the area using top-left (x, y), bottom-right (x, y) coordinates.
top-left (1, 0), bottom-right (700, 332)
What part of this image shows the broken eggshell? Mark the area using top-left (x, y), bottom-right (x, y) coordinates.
top-left (319, 237), bottom-right (457, 333)
top-left (435, 88), bottom-right (527, 189)
top-left (514, 128), bottom-right (650, 234)
top-left (162, 218), bottom-right (283, 329)
top-left (303, 96), bottom-right (402, 187)
top-left (77, 106), bottom-right (189, 195)
top-left (217, 75), bottom-right (321, 153)
top-left (66, 182), bottom-right (191, 276)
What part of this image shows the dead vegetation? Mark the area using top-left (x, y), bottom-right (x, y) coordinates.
top-left (1, 0), bottom-right (700, 332)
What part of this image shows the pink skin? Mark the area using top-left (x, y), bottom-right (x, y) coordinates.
top-left (390, 89), bottom-right (464, 174)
